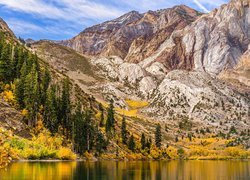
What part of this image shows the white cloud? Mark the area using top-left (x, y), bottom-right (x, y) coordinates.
top-left (117, 0), bottom-right (179, 12)
top-left (192, 0), bottom-right (210, 12)
top-left (6, 18), bottom-right (77, 38)
top-left (198, 0), bottom-right (227, 7)
top-left (0, 0), bottom-right (228, 40)
top-left (0, 0), bottom-right (124, 23)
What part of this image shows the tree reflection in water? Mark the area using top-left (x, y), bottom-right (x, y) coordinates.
top-left (0, 160), bottom-right (249, 180)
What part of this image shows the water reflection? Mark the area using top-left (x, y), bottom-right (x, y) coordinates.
top-left (0, 160), bottom-right (249, 180)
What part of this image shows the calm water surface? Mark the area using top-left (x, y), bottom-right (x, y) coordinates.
top-left (0, 160), bottom-right (249, 180)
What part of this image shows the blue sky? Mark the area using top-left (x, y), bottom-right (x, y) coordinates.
top-left (0, 0), bottom-right (228, 40)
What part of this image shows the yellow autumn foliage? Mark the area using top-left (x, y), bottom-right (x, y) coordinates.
top-left (125, 99), bottom-right (149, 109)
top-left (115, 108), bottom-right (138, 117)
top-left (166, 146), bottom-right (178, 159)
top-left (57, 148), bottom-right (76, 160)
top-left (21, 109), bottom-right (28, 117)
top-left (2, 90), bottom-right (16, 105)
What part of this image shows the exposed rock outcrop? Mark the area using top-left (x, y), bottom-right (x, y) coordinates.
top-left (59, 5), bottom-right (200, 61)
top-left (133, 0), bottom-right (250, 74)
top-left (0, 99), bottom-right (29, 137)
top-left (0, 18), bottom-right (15, 37)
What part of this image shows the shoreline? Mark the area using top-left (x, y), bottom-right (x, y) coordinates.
top-left (11, 157), bottom-right (250, 163)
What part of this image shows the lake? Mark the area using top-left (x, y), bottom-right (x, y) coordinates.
top-left (0, 160), bottom-right (249, 180)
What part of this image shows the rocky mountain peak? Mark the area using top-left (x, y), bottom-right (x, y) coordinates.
top-left (0, 18), bottom-right (15, 37)
top-left (59, 5), bottom-right (200, 59)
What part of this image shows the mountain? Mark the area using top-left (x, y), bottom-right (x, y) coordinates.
top-left (60, 0), bottom-right (250, 76)
top-left (0, 0), bottom-right (249, 163)
top-left (60, 5), bottom-right (200, 61)
top-left (0, 18), bottom-right (16, 39)
top-left (30, 0), bottom-right (250, 148)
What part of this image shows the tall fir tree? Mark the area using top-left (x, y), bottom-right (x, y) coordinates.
top-left (121, 116), bottom-right (127, 144)
top-left (14, 61), bottom-right (27, 109)
top-left (11, 46), bottom-right (19, 79)
top-left (155, 124), bottom-right (162, 148)
top-left (0, 43), bottom-right (11, 83)
top-left (146, 137), bottom-right (152, 149)
top-left (96, 132), bottom-right (107, 154)
top-left (141, 133), bottom-right (146, 150)
top-left (128, 134), bottom-right (136, 152)
top-left (99, 103), bottom-right (104, 127)
top-left (41, 67), bottom-right (51, 105)
top-left (44, 85), bottom-right (58, 133)
top-left (24, 64), bottom-right (40, 126)
top-left (105, 100), bottom-right (115, 133)
top-left (72, 104), bottom-right (85, 153)
top-left (60, 78), bottom-right (71, 137)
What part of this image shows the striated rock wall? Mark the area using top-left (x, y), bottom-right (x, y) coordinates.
top-left (59, 5), bottom-right (200, 61)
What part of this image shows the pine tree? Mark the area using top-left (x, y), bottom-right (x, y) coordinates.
top-left (146, 137), bottom-right (152, 149)
top-left (44, 85), bottom-right (58, 133)
top-left (0, 43), bottom-right (11, 83)
top-left (141, 133), bottom-right (146, 150)
top-left (16, 48), bottom-right (26, 77)
top-left (41, 66), bottom-right (51, 104)
top-left (60, 78), bottom-right (71, 137)
top-left (105, 100), bottom-right (115, 133)
top-left (99, 103), bottom-right (104, 127)
top-left (72, 104), bottom-right (85, 153)
top-left (15, 61), bottom-right (27, 109)
top-left (24, 64), bottom-right (40, 126)
top-left (128, 134), bottom-right (136, 152)
top-left (11, 46), bottom-right (19, 79)
top-left (155, 124), bottom-right (162, 148)
top-left (121, 116), bottom-right (127, 144)
top-left (96, 132), bottom-right (106, 154)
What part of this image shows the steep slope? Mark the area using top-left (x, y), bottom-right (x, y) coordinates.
top-left (219, 48), bottom-right (250, 90)
top-left (137, 0), bottom-right (250, 74)
top-left (0, 99), bottom-right (29, 137)
top-left (52, 0), bottom-right (250, 146)
top-left (0, 18), bottom-right (15, 38)
top-left (60, 0), bottom-right (250, 75)
top-left (60, 5), bottom-right (200, 60)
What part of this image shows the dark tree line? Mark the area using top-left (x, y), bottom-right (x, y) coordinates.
top-left (0, 33), bottom-right (108, 155)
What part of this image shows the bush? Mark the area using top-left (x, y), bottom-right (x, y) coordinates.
top-left (177, 148), bottom-right (185, 158)
top-left (8, 138), bottom-right (26, 150)
top-left (57, 148), bottom-right (76, 160)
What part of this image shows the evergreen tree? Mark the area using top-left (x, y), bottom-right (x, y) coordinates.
top-left (146, 137), bottom-right (152, 149)
top-left (24, 64), bottom-right (40, 126)
top-left (44, 85), bottom-right (58, 133)
top-left (72, 104), bottom-right (85, 153)
top-left (96, 132), bottom-right (107, 154)
top-left (41, 67), bottom-right (51, 104)
top-left (105, 100), bottom-right (115, 133)
top-left (128, 134), bottom-right (136, 152)
top-left (15, 61), bottom-right (27, 109)
top-left (121, 116), bottom-right (127, 144)
top-left (16, 48), bottom-right (26, 77)
top-left (155, 124), bottom-right (162, 148)
top-left (84, 110), bottom-right (95, 152)
top-left (0, 43), bottom-right (11, 82)
top-left (99, 103), bottom-right (104, 127)
top-left (141, 133), bottom-right (146, 150)
top-left (60, 78), bottom-right (71, 137)
top-left (11, 46), bottom-right (19, 79)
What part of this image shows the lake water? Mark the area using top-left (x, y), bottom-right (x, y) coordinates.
top-left (0, 160), bottom-right (249, 180)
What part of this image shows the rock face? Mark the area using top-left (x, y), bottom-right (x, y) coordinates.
top-left (31, 0), bottom-right (250, 144)
top-left (59, 5), bottom-right (200, 60)
top-left (0, 18), bottom-right (15, 38)
top-left (0, 99), bottom-right (29, 137)
top-left (60, 0), bottom-right (250, 75)
top-left (219, 46), bottom-right (250, 89)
